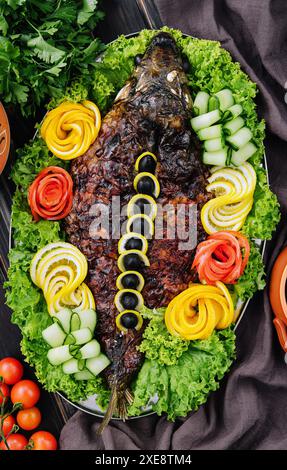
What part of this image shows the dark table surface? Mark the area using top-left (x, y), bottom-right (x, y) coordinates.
top-left (0, 0), bottom-right (162, 439)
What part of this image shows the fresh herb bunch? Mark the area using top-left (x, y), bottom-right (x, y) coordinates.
top-left (0, 0), bottom-right (104, 116)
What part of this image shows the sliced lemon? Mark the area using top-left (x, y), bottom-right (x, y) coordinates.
top-left (135, 151), bottom-right (157, 172)
top-left (116, 271), bottom-right (145, 291)
top-left (116, 310), bottom-right (143, 333)
top-left (114, 289), bottom-right (144, 312)
top-left (117, 250), bottom-right (150, 272)
top-left (133, 172), bottom-right (160, 198)
top-left (126, 214), bottom-right (154, 238)
top-left (118, 232), bottom-right (148, 255)
top-left (127, 194), bottom-right (157, 220)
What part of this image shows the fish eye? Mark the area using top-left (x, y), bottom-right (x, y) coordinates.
top-left (134, 54), bottom-right (143, 66)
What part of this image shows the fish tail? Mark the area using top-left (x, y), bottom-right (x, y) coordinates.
top-left (97, 385), bottom-right (133, 435)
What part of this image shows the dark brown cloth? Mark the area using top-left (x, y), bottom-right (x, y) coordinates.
top-left (60, 0), bottom-right (287, 450)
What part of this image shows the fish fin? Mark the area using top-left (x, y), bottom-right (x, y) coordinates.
top-left (118, 396), bottom-right (127, 421)
top-left (97, 386), bottom-right (118, 435)
top-left (125, 388), bottom-right (134, 405)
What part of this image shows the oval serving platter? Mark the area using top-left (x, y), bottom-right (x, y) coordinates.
top-left (9, 31), bottom-right (267, 420)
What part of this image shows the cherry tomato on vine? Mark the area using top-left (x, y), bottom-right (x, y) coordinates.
top-left (11, 380), bottom-right (40, 409)
top-left (0, 433), bottom-right (28, 450)
top-left (17, 406), bottom-right (42, 431)
top-left (0, 383), bottom-right (10, 405)
top-left (0, 358), bottom-right (23, 385)
top-left (1, 415), bottom-right (16, 437)
top-left (30, 431), bottom-right (57, 450)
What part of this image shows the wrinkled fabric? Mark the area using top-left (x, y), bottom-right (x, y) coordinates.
top-left (60, 0), bottom-right (287, 450)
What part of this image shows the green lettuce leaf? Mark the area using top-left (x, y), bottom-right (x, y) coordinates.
top-left (139, 310), bottom-right (189, 366)
top-left (129, 328), bottom-right (236, 420)
top-left (233, 241), bottom-right (266, 301)
top-left (242, 167), bottom-right (281, 240)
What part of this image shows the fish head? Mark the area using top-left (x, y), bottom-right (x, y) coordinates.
top-left (115, 33), bottom-right (193, 114)
top-left (135, 33), bottom-right (192, 112)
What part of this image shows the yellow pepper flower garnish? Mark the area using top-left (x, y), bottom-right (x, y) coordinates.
top-left (165, 281), bottom-right (234, 340)
top-left (41, 100), bottom-right (101, 160)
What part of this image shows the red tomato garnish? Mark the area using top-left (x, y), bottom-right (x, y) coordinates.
top-left (1, 415), bottom-right (16, 437)
top-left (17, 406), bottom-right (42, 431)
top-left (11, 380), bottom-right (40, 409)
top-left (0, 383), bottom-right (10, 405)
top-left (0, 433), bottom-right (28, 450)
top-left (192, 230), bottom-right (250, 285)
top-left (28, 166), bottom-right (73, 221)
top-left (0, 357), bottom-right (23, 385)
top-left (30, 431), bottom-right (58, 450)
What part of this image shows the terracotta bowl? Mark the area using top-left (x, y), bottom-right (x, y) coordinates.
top-left (0, 102), bottom-right (10, 174)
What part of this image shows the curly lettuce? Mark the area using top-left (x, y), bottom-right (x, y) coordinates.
top-left (130, 328), bottom-right (236, 420)
top-left (233, 241), bottom-right (266, 301)
top-left (139, 309), bottom-right (189, 366)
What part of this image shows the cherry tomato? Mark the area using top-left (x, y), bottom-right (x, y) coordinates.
top-left (1, 415), bottom-right (16, 437)
top-left (0, 358), bottom-right (23, 385)
top-left (30, 431), bottom-right (57, 450)
top-left (0, 383), bottom-right (10, 405)
top-left (17, 406), bottom-right (42, 431)
top-left (11, 380), bottom-right (40, 409)
top-left (0, 433), bottom-right (28, 450)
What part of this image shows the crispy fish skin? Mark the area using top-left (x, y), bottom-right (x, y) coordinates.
top-left (65, 32), bottom-right (209, 421)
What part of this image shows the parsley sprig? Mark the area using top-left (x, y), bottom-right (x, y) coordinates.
top-left (0, 0), bottom-right (104, 116)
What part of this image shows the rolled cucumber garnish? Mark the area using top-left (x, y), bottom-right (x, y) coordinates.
top-left (202, 148), bottom-right (228, 166)
top-left (223, 116), bottom-right (245, 136)
top-left (203, 137), bottom-right (225, 152)
top-left (226, 127), bottom-right (252, 150)
top-left (42, 322), bottom-right (66, 348)
top-left (86, 354), bottom-right (110, 377)
top-left (193, 91), bottom-right (210, 115)
top-left (231, 142), bottom-right (257, 166)
top-left (191, 109), bottom-right (221, 132)
top-left (214, 88), bottom-right (234, 111)
top-left (198, 124), bottom-right (222, 141)
top-left (47, 345), bottom-right (73, 366)
top-left (222, 104), bottom-right (243, 121)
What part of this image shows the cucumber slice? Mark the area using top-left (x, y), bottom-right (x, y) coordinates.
top-left (76, 309), bottom-right (97, 333)
top-left (202, 148), bottom-right (228, 166)
top-left (222, 104), bottom-right (243, 121)
top-left (208, 96), bottom-right (219, 112)
top-left (226, 127), bottom-right (252, 150)
top-left (74, 370), bottom-right (94, 381)
top-left (226, 147), bottom-right (233, 166)
top-left (63, 358), bottom-right (81, 375)
top-left (71, 328), bottom-right (93, 345)
top-left (79, 339), bottom-right (101, 359)
top-left (203, 137), bottom-right (225, 152)
top-left (42, 322), bottom-right (66, 348)
top-left (86, 354), bottom-right (110, 376)
top-left (191, 109), bottom-right (221, 132)
top-left (64, 334), bottom-right (76, 345)
top-left (223, 116), bottom-right (244, 136)
top-left (214, 89), bottom-right (234, 111)
top-left (71, 313), bottom-right (81, 332)
top-left (52, 308), bottom-right (72, 334)
top-left (231, 142), bottom-right (258, 166)
top-left (193, 91), bottom-right (210, 115)
top-left (47, 345), bottom-right (73, 366)
top-left (198, 124), bottom-right (222, 141)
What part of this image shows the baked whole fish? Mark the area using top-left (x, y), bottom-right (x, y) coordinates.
top-left (65, 32), bottom-right (209, 428)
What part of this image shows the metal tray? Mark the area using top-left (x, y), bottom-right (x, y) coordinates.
top-left (9, 31), bottom-right (267, 420)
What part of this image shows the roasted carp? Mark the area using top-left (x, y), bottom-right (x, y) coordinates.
top-left (65, 32), bottom-right (209, 429)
